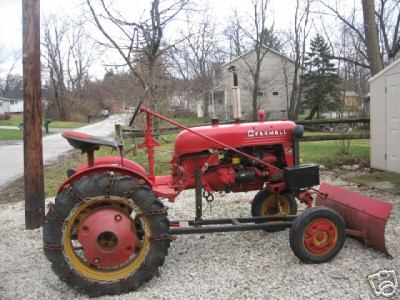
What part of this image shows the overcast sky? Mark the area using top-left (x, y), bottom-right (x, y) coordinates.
top-left (0, 0), bottom-right (340, 77)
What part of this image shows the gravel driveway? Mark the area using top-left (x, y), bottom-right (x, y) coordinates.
top-left (0, 170), bottom-right (399, 299)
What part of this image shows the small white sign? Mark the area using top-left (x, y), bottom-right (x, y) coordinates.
top-left (179, 221), bottom-right (189, 227)
top-left (368, 269), bottom-right (398, 298)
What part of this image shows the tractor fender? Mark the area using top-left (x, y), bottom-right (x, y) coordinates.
top-left (57, 156), bottom-right (151, 195)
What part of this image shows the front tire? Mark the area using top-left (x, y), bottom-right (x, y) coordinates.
top-left (43, 173), bottom-right (170, 296)
top-left (289, 206), bottom-right (345, 264)
top-left (251, 190), bottom-right (297, 232)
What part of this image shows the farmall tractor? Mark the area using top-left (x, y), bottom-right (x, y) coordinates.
top-left (43, 95), bottom-right (393, 296)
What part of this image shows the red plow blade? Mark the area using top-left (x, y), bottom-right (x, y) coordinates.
top-left (316, 183), bottom-right (393, 256)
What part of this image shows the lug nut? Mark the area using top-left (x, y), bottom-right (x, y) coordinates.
top-left (115, 214), bottom-right (122, 222)
top-left (94, 257), bottom-right (100, 264)
top-left (82, 226), bottom-right (89, 232)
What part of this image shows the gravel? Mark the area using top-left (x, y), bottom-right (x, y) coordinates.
top-left (0, 170), bottom-right (399, 299)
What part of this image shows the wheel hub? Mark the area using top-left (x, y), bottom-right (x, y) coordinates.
top-left (303, 219), bottom-right (337, 255)
top-left (78, 208), bottom-right (138, 267)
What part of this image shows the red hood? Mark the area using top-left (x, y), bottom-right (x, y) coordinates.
top-left (173, 120), bottom-right (296, 157)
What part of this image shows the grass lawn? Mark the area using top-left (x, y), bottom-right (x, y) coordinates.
top-left (50, 120), bottom-right (88, 128)
top-left (0, 128), bottom-right (23, 140)
top-left (0, 114), bottom-right (87, 128)
top-left (300, 139), bottom-right (370, 168)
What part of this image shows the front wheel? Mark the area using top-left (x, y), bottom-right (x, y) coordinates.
top-left (43, 173), bottom-right (170, 296)
top-left (289, 206), bottom-right (345, 264)
top-left (251, 190), bottom-right (297, 232)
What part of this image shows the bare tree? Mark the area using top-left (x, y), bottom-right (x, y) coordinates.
top-left (287, 0), bottom-right (311, 120)
top-left (169, 11), bottom-right (224, 121)
top-left (0, 50), bottom-right (22, 95)
top-left (224, 10), bottom-right (246, 59)
top-left (86, 0), bottom-right (188, 117)
top-left (42, 15), bottom-right (95, 120)
top-left (375, 0), bottom-right (400, 63)
top-left (229, 0), bottom-right (278, 120)
top-left (319, 0), bottom-right (400, 75)
top-left (42, 16), bottom-right (69, 120)
top-left (67, 23), bottom-right (94, 104)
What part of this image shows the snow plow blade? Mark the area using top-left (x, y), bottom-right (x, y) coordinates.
top-left (316, 183), bottom-right (393, 256)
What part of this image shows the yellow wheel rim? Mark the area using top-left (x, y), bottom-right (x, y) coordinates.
top-left (62, 196), bottom-right (151, 282)
top-left (260, 194), bottom-right (291, 216)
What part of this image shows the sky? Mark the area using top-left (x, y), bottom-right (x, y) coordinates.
top-left (0, 0), bottom-right (320, 78)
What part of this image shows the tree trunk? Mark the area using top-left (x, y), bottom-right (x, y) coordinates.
top-left (252, 90), bottom-right (258, 121)
top-left (203, 92), bottom-right (209, 122)
top-left (362, 0), bottom-right (384, 76)
top-left (252, 66), bottom-right (261, 121)
top-left (305, 105), bottom-right (318, 120)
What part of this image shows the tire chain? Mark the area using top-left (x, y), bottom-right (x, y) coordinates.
top-left (64, 185), bottom-right (86, 204)
top-left (45, 175), bottom-right (175, 251)
top-left (105, 172), bottom-right (115, 198)
top-left (138, 206), bottom-right (169, 217)
top-left (149, 234), bottom-right (176, 242)
top-left (46, 202), bottom-right (65, 224)
top-left (140, 263), bottom-right (160, 277)
top-left (122, 178), bottom-right (146, 198)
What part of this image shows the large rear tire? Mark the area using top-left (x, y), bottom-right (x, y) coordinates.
top-left (251, 190), bottom-right (297, 232)
top-left (289, 206), bottom-right (345, 264)
top-left (43, 173), bottom-right (170, 296)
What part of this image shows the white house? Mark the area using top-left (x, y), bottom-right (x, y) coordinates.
top-left (207, 47), bottom-right (297, 120)
top-left (0, 99), bottom-right (11, 116)
top-left (369, 58), bottom-right (400, 173)
top-left (1, 90), bottom-right (24, 113)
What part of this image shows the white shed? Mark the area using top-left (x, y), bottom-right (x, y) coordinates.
top-left (370, 58), bottom-right (400, 173)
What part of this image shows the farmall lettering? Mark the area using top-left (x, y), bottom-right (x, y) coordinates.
top-left (247, 128), bottom-right (288, 138)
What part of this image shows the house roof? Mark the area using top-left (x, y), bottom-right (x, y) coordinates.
top-left (369, 57), bottom-right (400, 82)
top-left (221, 46), bottom-right (297, 68)
top-left (341, 91), bottom-right (358, 97)
top-left (3, 90), bottom-right (23, 100)
top-left (0, 96), bottom-right (23, 102)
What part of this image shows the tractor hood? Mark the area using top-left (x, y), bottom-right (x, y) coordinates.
top-left (173, 120), bottom-right (298, 157)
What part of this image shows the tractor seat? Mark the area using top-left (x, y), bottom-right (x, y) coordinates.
top-left (62, 130), bottom-right (118, 151)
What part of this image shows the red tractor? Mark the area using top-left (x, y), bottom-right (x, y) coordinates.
top-left (43, 97), bottom-right (392, 296)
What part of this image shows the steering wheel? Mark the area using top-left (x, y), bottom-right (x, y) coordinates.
top-left (129, 87), bottom-right (149, 127)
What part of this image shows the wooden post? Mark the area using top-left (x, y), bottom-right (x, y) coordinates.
top-left (115, 123), bottom-right (125, 158)
top-left (23, 0), bottom-right (45, 229)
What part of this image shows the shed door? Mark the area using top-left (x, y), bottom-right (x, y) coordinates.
top-left (386, 73), bottom-right (400, 172)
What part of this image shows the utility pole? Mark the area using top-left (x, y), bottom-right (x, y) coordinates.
top-left (23, 0), bottom-right (45, 229)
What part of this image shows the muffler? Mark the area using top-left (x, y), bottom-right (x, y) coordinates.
top-left (316, 183), bottom-right (393, 256)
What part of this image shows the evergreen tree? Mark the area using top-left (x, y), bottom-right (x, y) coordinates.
top-left (302, 34), bottom-right (341, 119)
top-left (260, 28), bottom-right (283, 52)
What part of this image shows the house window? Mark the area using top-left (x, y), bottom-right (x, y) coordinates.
top-left (272, 91), bottom-right (279, 96)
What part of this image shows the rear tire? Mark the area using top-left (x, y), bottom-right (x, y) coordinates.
top-left (251, 190), bottom-right (297, 232)
top-left (43, 173), bottom-right (170, 296)
top-left (289, 206), bottom-right (345, 264)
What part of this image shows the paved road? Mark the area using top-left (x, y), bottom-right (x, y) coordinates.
top-left (0, 114), bottom-right (127, 191)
